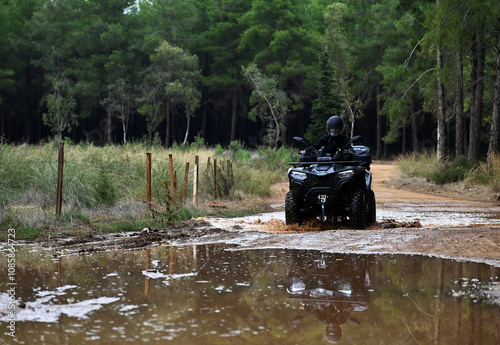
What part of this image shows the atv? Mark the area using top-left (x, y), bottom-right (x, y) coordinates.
top-left (285, 135), bottom-right (376, 229)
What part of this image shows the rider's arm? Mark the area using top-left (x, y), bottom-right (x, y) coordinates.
top-left (313, 135), bottom-right (328, 149)
top-left (300, 135), bottom-right (327, 154)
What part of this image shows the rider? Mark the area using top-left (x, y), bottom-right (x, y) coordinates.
top-left (301, 116), bottom-right (350, 156)
top-left (301, 302), bottom-right (358, 343)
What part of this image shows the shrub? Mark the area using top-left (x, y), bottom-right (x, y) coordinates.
top-left (428, 156), bottom-right (478, 185)
top-left (190, 135), bottom-right (206, 150)
top-left (395, 151), bottom-right (439, 178)
top-left (93, 165), bottom-right (118, 206)
top-left (215, 143), bottom-right (223, 156)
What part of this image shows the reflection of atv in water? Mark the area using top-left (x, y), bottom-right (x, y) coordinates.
top-left (286, 135), bottom-right (376, 229)
top-left (286, 251), bottom-right (372, 343)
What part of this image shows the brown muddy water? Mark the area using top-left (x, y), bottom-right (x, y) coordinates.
top-left (1, 243), bottom-right (500, 344)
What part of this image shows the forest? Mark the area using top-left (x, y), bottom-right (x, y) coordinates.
top-left (1, 0), bottom-right (500, 161)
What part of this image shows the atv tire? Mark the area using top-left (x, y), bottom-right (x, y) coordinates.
top-left (349, 187), bottom-right (366, 229)
top-left (366, 190), bottom-right (376, 224)
top-left (285, 190), bottom-right (302, 225)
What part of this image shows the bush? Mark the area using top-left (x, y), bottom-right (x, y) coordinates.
top-left (395, 151), bottom-right (439, 178)
top-left (215, 143), bottom-right (223, 156)
top-left (190, 135), bottom-right (206, 150)
top-left (93, 165), bottom-right (118, 206)
top-left (428, 156), bottom-right (478, 185)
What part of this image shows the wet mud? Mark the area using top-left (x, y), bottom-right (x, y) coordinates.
top-left (42, 220), bottom-right (225, 254)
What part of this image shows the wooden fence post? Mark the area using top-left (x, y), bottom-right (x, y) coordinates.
top-left (203, 157), bottom-right (211, 199)
top-left (214, 158), bottom-right (218, 199)
top-left (146, 152), bottom-right (152, 210)
top-left (55, 142), bottom-right (64, 217)
top-left (227, 160), bottom-right (233, 189)
top-left (193, 155), bottom-right (199, 204)
top-left (169, 154), bottom-right (175, 192)
top-left (183, 162), bottom-right (189, 200)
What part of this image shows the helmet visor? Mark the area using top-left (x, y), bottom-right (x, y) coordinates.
top-left (329, 128), bottom-right (341, 137)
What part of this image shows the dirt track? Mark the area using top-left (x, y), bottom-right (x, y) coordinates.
top-left (45, 162), bottom-right (500, 267)
top-left (172, 162), bottom-right (500, 267)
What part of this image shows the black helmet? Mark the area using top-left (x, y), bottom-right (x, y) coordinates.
top-left (326, 116), bottom-right (343, 137)
top-left (325, 323), bottom-right (342, 343)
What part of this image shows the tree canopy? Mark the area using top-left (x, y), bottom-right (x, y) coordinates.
top-left (1, 0), bottom-right (500, 162)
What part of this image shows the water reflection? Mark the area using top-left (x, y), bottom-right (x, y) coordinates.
top-left (285, 251), bottom-right (372, 343)
top-left (0, 244), bottom-right (499, 344)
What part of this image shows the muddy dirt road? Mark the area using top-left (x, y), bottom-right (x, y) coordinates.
top-left (45, 162), bottom-right (500, 267)
top-left (171, 162), bottom-right (500, 267)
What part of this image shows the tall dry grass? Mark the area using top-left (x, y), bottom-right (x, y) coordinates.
top-left (396, 151), bottom-right (500, 196)
top-left (0, 140), bottom-right (296, 234)
top-left (395, 151), bottom-right (441, 178)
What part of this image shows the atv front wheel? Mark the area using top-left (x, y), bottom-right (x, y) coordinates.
top-left (366, 190), bottom-right (376, 224)
top-left (349, 187), bottom-right (366, 229)
top-left (285, 190), bottom-right (302, 225)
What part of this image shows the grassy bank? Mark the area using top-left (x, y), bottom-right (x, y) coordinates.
top-left (395, 151), bottom-right (500, 197)
top-left (0, 139), bottom-right (296, 240)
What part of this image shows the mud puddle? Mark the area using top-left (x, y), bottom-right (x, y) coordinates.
top-left (203, 206), bottom-right (500, 232)
top-left (1, 243), bottom-right (500, 344)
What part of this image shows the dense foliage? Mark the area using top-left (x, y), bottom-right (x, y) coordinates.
top-left (1, 0), bottom-right (500, 161)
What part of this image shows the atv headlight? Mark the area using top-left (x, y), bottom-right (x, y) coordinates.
top-left (337, 169), bottom-right (355, 179)
top-left (290, 171), bottom-right (307, 180)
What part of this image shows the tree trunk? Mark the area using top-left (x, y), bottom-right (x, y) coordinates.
top-left (402, 125), bottom-right (407, 153)
top-left (376, 85), bottom-right (382, 160)
top-left (230, 87), bottom-right (237, 142)
top-left (436, 5), bottom-right (446, 162)
top-left (106, 109), bottom-right (112, 145)
top-left (214, 111), bottom-right (219, 145)
top-left (183, 111), bottom-right (190, 145)
top-left (201, 89), bottom-right (207, 140)
top-left (230, 52), bottom-right (238, 142)
top-left (165, 100), bottom-right (171, 149)
top-left (411, 112), bottom-right (418, 152)
top-left (434, 259), bottom-right (444, 344)
top-left (0, 105), bottom-right (4, 144)
top-left (121, 104), bottom-right (127, 145)
top-left (58, 102), bottom-right (63, 142)
top-left (487, 31), bottom-right (500, 167)
top-left (455, 46), bottom-right (465, 157)
top-left (469, 27), bottom-right (484, 161)
top-left (26, 58), bottom-right (32, 144)
top-left (384, 115), bottom-right (389, 158)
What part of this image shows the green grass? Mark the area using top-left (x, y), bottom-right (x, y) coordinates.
top-left (0, 140), bottom-right (295, 238)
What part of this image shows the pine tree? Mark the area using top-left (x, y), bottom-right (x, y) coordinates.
top-left (305, 51), bottom-right (343, 143)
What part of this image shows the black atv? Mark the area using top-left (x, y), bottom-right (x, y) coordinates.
top-left (285, 135), bottom-right (376, 229)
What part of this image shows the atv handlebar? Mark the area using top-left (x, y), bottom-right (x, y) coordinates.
top-left (294, 135), bottom-right (363, 159)
top-left (288, 160), bottom-right (370, 168)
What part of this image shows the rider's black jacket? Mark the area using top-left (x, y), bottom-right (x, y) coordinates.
top-left (312, 134), bottom-right (350, 156)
